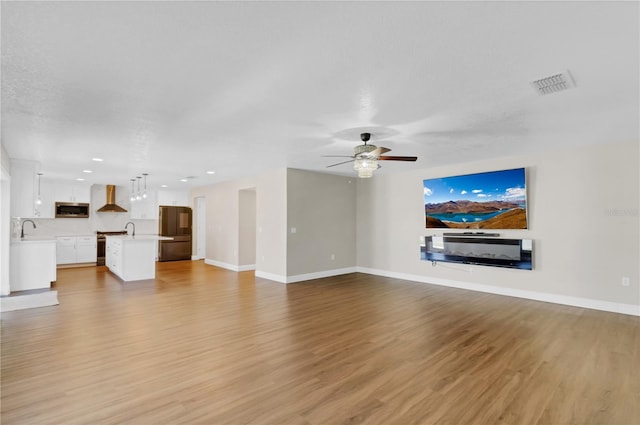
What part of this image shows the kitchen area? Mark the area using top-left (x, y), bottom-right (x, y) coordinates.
top-left (4, 159), bottom-right (193, 305)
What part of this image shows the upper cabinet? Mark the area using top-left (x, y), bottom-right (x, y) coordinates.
top-left (38, 179), bottom-right (55, 219)
top-left (10, 160), bottom-right (53, 218)
top-left (54, 181), bottom-right (90, 203)
top-left (130, 190), bottom-right (158, 220)
top-left (158, 190), bottom-right (190, 207)
top-left (9, 160), bottom-right (92, 219)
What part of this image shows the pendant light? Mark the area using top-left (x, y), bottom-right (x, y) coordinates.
top-left (130, 179), bottom-right (136, 202)
top-left (35, 173), bottom-right (43, 205)
top-left (136, 176), bottom-right (142, 200)
top-left (142, 173), bottom-right (148, 199)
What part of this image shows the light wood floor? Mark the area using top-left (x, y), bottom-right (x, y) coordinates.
top-left (2, 261), bottom-right (638, 425)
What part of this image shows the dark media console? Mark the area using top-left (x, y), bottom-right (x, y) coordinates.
top-left (420, 235), bottom-right (533, 270)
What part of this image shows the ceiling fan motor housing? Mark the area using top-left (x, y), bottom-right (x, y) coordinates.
top-left (354, 144), bottom-right (377, 156)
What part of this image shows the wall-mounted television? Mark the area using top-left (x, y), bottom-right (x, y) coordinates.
top-left (423, 167), bottom-right (527, 229)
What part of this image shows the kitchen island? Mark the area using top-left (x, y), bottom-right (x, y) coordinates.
top-left (105, 235), bottom-right (173, 282)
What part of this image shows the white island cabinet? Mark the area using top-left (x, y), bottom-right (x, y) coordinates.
top-left (10, 238), bottom-right (57, 291)
top-left (105, 235), bottom-right (172, 282)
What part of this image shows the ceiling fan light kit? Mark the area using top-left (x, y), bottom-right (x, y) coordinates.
top-left (354, 158), bottom-right (379, 178)
top-left (325, 132), bottom-right (418, 178)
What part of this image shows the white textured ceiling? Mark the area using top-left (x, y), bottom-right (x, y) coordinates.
top-left (2, 1), bottom-right (638, 189)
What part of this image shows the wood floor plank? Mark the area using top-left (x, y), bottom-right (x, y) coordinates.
top-left (1, 261), bottom-right (638, 424)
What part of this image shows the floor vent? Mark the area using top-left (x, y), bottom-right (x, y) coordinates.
top-left (531, 71), bottom-right (575, 95)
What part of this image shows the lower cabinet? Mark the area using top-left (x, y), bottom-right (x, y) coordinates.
top-left (76, 236), bottom-right (97, 263)
top-left (56, 236), bottom-right (97, 265)
top-left (105, 237), bottom-right (123, 275)
top-left (10, 240), bottom-right (57, 291)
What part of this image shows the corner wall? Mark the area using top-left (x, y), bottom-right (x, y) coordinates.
top-left (356, 141), bottom-right (639, 315)
top-left (191, 168), bottom-right (287, 277)
top-left (286, 169), bottom-right (357, 281)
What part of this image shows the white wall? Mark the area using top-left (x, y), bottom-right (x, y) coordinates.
top-left (356, 141), bottom-right (639, 313)
top-left (191, 168), bottom-right (287, 277)
top-left (191, 176), bottom-right (252, 269)
top-left (286, 169), bottom-right (356, 278)
top-left (238, 189), bottom-right (256, 267)
top-left (1, 144), bottom-right (11, 295)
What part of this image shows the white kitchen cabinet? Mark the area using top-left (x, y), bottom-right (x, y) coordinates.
top-left (56, 237), bottom-right (77, 264)
top-left (106, 237), bottom-right (123, 276)
top-left (76, 236), bottom-right (98, 263)
top-left (10, 159), bottom-right (43, 218)
top-left (130, 190), bottom-right (158, 219)
top-left (157, 190), bottom-right (190, 207)
top-left (54, 181), bottom-right (91, 203)
top-left (10, 239), bottom-right (57, 291)
top-left (37, 179), bottom-right (55, 219)
top-left (56, 235), bottom-right (97, 265)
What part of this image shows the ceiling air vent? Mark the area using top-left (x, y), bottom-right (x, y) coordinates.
top-left (531, 71), bottom-right (575, 95)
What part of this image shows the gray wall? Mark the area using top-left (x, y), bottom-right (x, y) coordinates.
top-left (286, 169), bottom-right (356, 277)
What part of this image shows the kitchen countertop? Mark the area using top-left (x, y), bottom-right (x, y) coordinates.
top-left (105, 235), bottom-right (174, 241)
top-left (11, 237), bottom-right (57, 244)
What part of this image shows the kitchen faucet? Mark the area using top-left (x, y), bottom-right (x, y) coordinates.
top-left (21, 219), bottom-right (36, 238)
top-left (125, 221), bottom-right (135, 237)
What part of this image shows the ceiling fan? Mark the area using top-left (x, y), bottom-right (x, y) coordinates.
top-left (324, 132), bottom-right (417, 178)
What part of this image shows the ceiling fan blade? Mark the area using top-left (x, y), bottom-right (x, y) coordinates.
top-left (321, 155), bottom-right (355, 158)
top-left (362, 146), bottom-right (391, 158)
top-left (326, 159), bottom-right (356, 168)
top-left (378, 155), bottom-right (418, 161)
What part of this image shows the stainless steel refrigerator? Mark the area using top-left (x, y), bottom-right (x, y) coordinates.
top-left (158, 206), bottom-right (192, 261)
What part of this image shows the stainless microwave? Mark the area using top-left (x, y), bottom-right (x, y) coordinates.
top-left (55, 202), bottom-right (90, 218)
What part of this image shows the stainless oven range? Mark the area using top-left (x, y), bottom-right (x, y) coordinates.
top-left (96, 230), bottom-right (128, 265)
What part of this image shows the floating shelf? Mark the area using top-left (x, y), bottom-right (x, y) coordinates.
top-left (420, 235), bottom-right (533, 270)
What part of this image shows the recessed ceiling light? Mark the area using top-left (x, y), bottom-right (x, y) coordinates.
top-left (206, 171), bottom-right (216, 175)
top-left (92, 157), bottom-right (103, 162)
top-left (83, 170), bottom-right (93, 173)
top-left (180, 179), bottom-right (188, 182)
top-left (161, 184), bottom-right (168, 188)
top-left (76, 178), bottom-right (85, 181)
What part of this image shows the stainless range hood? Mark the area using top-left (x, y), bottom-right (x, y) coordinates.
top-left (97, 185), bottom-right (128, 213)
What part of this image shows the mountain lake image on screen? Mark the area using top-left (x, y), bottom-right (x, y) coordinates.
top-left (423, 168), bottom-right (528, 229)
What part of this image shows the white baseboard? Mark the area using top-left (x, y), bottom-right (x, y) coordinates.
top-left (204, 259), bottom-right (255, 272)
top-left (254, 270), bottom-right (287, 283)
top-left (255, 267), bottom-right (358, 284)
top-left (286, 267), bottom-right (358, 284)
top-left (1, 290), bottom-right (59, 313)
top-left (356, 267), bottom-right (640, 317)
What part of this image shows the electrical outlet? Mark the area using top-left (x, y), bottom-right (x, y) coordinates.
top-left (622, 276), bottom-right (630, 287)
top-left (291, 227), bottom-right (297, 234)
top-left (331, 254), bottom-right (335, 260)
